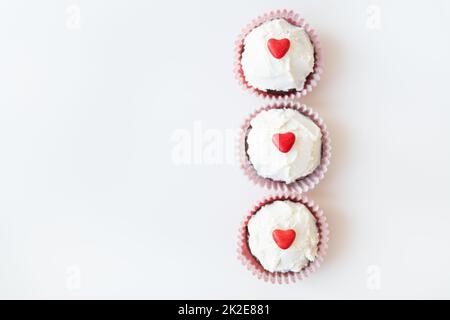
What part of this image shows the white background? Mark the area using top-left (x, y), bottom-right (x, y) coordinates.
top-left (1, 0), bottom-right (449, 299)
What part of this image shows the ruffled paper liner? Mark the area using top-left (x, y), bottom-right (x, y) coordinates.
top-left (238, 101), bottom-right (331, 193)
top-left (237, 194), bottom-right (329, 284)
top-left (234, 9), bottom-right (324, 100)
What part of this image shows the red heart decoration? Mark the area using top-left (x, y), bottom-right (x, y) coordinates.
top-left (272, 229), bottom-right (296, 250)
top-left (267, 38), bottom-right (291, 59)
top-left (272, 132), bottom-right (296, 153)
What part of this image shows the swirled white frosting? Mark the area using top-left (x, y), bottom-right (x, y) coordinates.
top-left (241, 19), bottom-right (315, 92)
top-left (246, 108), bottom-right (322, 184)
top-left (247, 200), bottom-right (319, 273)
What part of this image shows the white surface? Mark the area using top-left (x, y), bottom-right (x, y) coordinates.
top-left (0, 0), bottom-right (449, 299)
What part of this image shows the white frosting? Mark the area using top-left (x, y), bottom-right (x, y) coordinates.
top-left (246, 108), bottom-right (322, 184)
top-left (247, 200), bottom-right (319, 273)
top-left (241, 19), bottom-right (315, 92)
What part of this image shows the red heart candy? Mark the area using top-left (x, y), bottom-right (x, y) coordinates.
top-left (272, 132), bottom-right (296, 153)
top-left (272, 229), bottom-right (296, 250)
top-left (267, 38), bottom-right (291, 59)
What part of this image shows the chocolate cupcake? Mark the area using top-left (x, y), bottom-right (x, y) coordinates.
top-left (238, 194), bottom-right (329, 283)
top-left (235, 10), bottom-right (323, 99)
top-left (247, 199), bottom-right (319, 272)
top-left (239, 102), bottom-right (331, 192)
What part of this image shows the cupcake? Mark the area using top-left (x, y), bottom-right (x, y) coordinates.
top-left (239, 102), bottom-right (331, 192)
top-left (238, 194), bottom-right (329, 283)
top-left (235, 10), bottom-right (323, 99)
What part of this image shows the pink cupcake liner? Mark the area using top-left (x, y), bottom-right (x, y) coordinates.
top-left (234, 9), bottom-right (324, 100)
top-left (237, 193), bottom-right (329, 284)
top-left (238, 101), bottom-right (331, 193)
